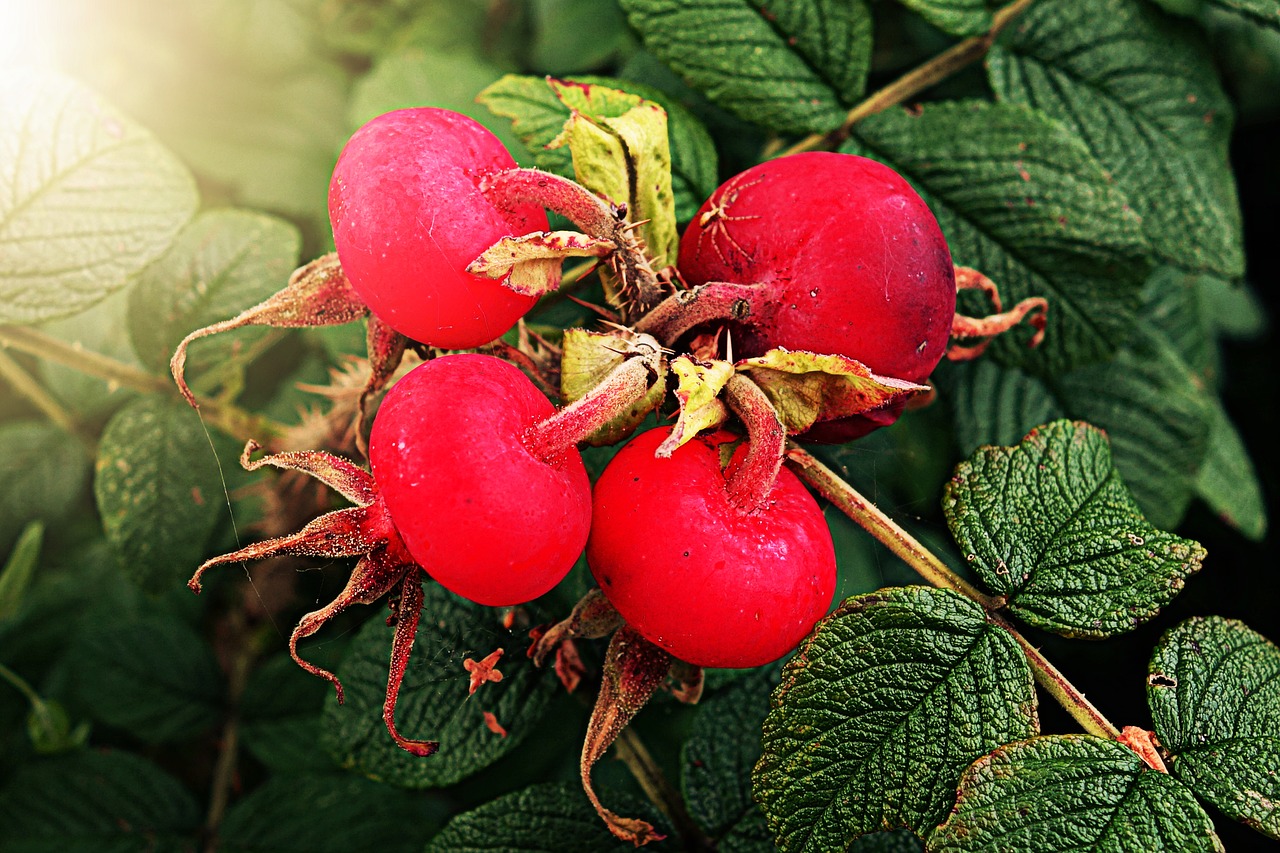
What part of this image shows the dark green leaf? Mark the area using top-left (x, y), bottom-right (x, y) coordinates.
top-left (896, 0), bottom-right (992, 36)
top-left (219, 774), bottom-right (443, 853)
top-left (93, 397), bottom-right (226, 593)
top-left (929, 735), bottom-right (1223, 852)
top-left (618, 0), bottom-right (872, 134)
top-left (241, 651), bottom-right (339, 773)
top-left (683, 667), bottom-right (776, 843)
top-left (0, 522), bottom-right (43, 624)
top-left (424, 782), bottom-right (667, 852)
top-left (754, 586), bottom-right (1038, 848)
top-left (127, 209), bottom-right (301, 372)
top-left (0, 749), bottom-right (200, 852)
top-left (532, 0), bottom-right (634, 73)
top-left (1194, 403), bottom-right (1267, 540)
top-left (847, 101), bottom-right (1150, 375)
top-left (1148, 616), bottom-right (1280, 839)
top-left (1208, 0), bottom-right (1280, 30)
top-left (0, 70), bottom-right (197, 325)
top-left (988, 0), bottom-right (1242, 277)
top-left (322, 583), bottom-right (558, 788)
top-left (0, 422), bottom-right (90, 554)
top-left (480, 74), bottom-right (719, 223)
top-left (944, 420), bottom-right (1205, 638)
top-left (68, 613), bottom-right (223, 742)
top-left (1143, 267), bottom-right (1218, 387)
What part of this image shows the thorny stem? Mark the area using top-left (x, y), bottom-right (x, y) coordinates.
top-left (631, 281), bottom-right (766, 345)
top-left (615, 727), bottom-right (715, 852)
top-left (523, 349), bottom-right (659, 461)
top-left (779, 0), bottom-right (1039, 157)
top-left (203, 605), bottom-right (261, 852)
top-left (0, 349), bottom-right (85, 445)
top-left (0, 324), bottom-right (286, 442)
top-left (784, 445), bottom-right (1125, 740)
top-left (723, 374), bottom-right (786, 512)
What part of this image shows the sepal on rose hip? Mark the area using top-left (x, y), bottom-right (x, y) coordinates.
top-left (948, 265), bottom-right (1050, 360)
top-left (467, 231), bottom-right (617, 298)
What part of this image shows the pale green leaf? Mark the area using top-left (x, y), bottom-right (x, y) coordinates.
top-left (754, 586), bottom-right (1038, 848)
top-left (93, 397), bottom-right (226, 594)
top-left (944, 420), bottom-right (1205, 637)
top-left (989, 0), bottom-right (1242, 276)
top-left (847, 101), bottom-right (1150, 375)
top-left (1148, 617), bottom-right (1280, 839)
top-left (618, 0), bottom-right (872, 134)
top-left (929, 735), bottom-right (1223, 852)
top-left (322, 584), bottom-right (557, 788)
top-left (0, 523), bottom-right (44, 625)
top-left (0, 423), bottom-right (90, 554)
top-left (531, 0), bottom-right (634, 73)
top-left (0, 69), bottom-right (197, 325)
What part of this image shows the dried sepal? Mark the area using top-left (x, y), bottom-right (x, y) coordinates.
top-left (528, 588), bottom-right (624, 667)
top-left (657, 355), bottom-right (732, 457)
top-left (382, 572), bottom-right (438, 757)
top-left (948, 265), bottom-right (1049, 360)
top-left (171, 253), bottom-right (367, 407)
top-left (467, 230), bottom-right (617, 297)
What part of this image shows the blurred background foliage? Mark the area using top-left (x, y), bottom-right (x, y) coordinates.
top-left (0, 0), bottom-right (1278, 850)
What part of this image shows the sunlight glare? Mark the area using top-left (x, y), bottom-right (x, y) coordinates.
top-left (0, 1), bottom-right (58, 69)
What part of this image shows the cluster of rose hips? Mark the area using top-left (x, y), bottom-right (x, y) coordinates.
top-left (175, 103), bottom-right (1039, 763)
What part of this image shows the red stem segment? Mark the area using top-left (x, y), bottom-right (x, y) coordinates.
top-left (524, 354), bottom-right (658, 461)
top-left (632, 281), bottom-right (768, 345)
top-left (481, 168), bottom-right (618, 238)
top-left (723, 374), bottom-right (787, 512)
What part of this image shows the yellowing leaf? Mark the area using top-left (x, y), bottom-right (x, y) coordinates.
top-left (657, 356), bottom-right (734, 457)
top-left (560, 329), bottom-right (666, 446)
top-left (467, 231), bottom-right (615, 297)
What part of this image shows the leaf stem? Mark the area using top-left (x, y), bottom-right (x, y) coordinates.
top-left (0, 349), bottom-right (86, 446)
top-left (0, 324), bottom-right (287, 443)
top-left (615, 726), bottom-right (715, 852)
top-left (778, 0), bottom-right (1038, 157)
top-left (786, 444), bottom-right (1125, 740)
top-left (0, 661), bottom-right (42, 707)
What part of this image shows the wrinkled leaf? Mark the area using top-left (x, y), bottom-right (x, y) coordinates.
top-left (1148, 616), bottom-right (1280, 839)
top-left (930, 735), bottom-right (1222, 852)
top-left (944, 420), bottom-right (1205, 637)
top-left (0, 70), bottom-right (197, 325)
top-left (127, 209), bottom-right (301, 372)
top-left (989, 0), bottom-right (1242, 277)
top-left (68, 613), bottom-right (223, 743)
top-left (93, 397), bottom-right (226, 593)
top-left (0, 749), bottom-right (200, 851)
top-left (754, 586), bottom-right (1038, 848)
top-left (619, 0), bottom-right (873, 134)
top-left (240, 651), bottom-right (339, 774)
top-left (848, 101), bottom-right (1150, 375)
top-left (322, 583), bottom-right (557, 788)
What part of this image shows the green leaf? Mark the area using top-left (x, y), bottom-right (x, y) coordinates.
top-left (1194, 403), bottom-right (1267, 540)
top-left (0, 422), bottom-right (91, 554)
top-left (219, 774), bottom-right (443, 853)
top-left (424, 782), bottom-right (667, 852)
top-left (480, 74), bottom-right (718, 223)
top-left (0, 523), bottom-right (44, 624)
top-left (68, 613), bottom-right (223, 743)
top-left (929, 735), bottom-right (1223, 852)
top-left (531, 0), bottom-right (634, 73)
top-left (944, 420), bottom-right (1205, 638)
top-left (0, 69), bottom-right (198, 325)
top-left (93, 397), bottom-right (226, 594)
top-left (1142, 267), bottom-right (1218, 387)
top-left (988, 0), bottom-right (1242, 277)
top-left (240, 652), bottom-right (338, 774)
top-left (1148, 616), bottom-right (1280, 839)
top-left (127, 209), bottom-right (301, 372)
top-left (847, 101), bottom-right (1151, 375)
top-left (617, 0), bottom-right (873, 134)
top-left (1207, 0), bottom-right (1280, 30)
top-left (895, 0), bottom-right (992, 36)
top-left (683, 667), bottom-right (776, 843)
top-left (37, 289), bottom-right (143, 418)
top-left (0, 749), bottom-right (200, 851)
top-left (754, 586), bottom-right (1038, 848)
top-left (322, 583), bottom-right (558, 788)
top-left (945, 322), bottom-right (1215, 531)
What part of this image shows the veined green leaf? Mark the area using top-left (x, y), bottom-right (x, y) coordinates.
top-left (754, 586), bottom-right (1038, 849)
top-left (896, 0), bottom-right (991, 36)
top-left (93, 397), bottom-right (226, 594)
top-left (128, 209), bottom-right (300, 372)
top-left (930, 735), bottom-right (1223, 852)
top-left (425, 783), bottom-right (668, 852)
top-left (0, 423), bottom-right (90, 554)
top-left (618, 0), bottom-right (872, 134)
top-left (1194, 402), bottom-right (1267, 540)
top-left (944, 420), bottom-right (1205, 638)
top-left (847, 101), bottom-right (1150, 375)
top-left (989, 0), bottom-right (1243, 277)
top-left (1206, 0), bottom-right (1280, 30)
top-left (1148, 617), bottom-right (1280, 839)
top-left (0, 749), bottom-right (200, 850)
top-left (0, 69), bottom-right (197, 325)
top-left (322, 583), bottom-right (557, 788)
top-left (480, 74), bottom-right (718, 223)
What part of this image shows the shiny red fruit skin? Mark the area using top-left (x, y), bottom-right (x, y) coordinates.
top-left (369, 354), bottom-right (591, 606)
top-left (679, 151), bottom-right (956, 440)
top-left (329, 108), bottom-right (547, 349)
top-left (587, 427), bottom-right (836, 668)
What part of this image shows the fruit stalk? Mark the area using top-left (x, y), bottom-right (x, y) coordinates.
top-left (632, 281), bottom-right (766, 345)
top-left (723, 374), bottom-right (787, 512)
top-left (481, 168), bottom-right (619, 239)
top-left (523, 351), bottom-right (658, 461)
